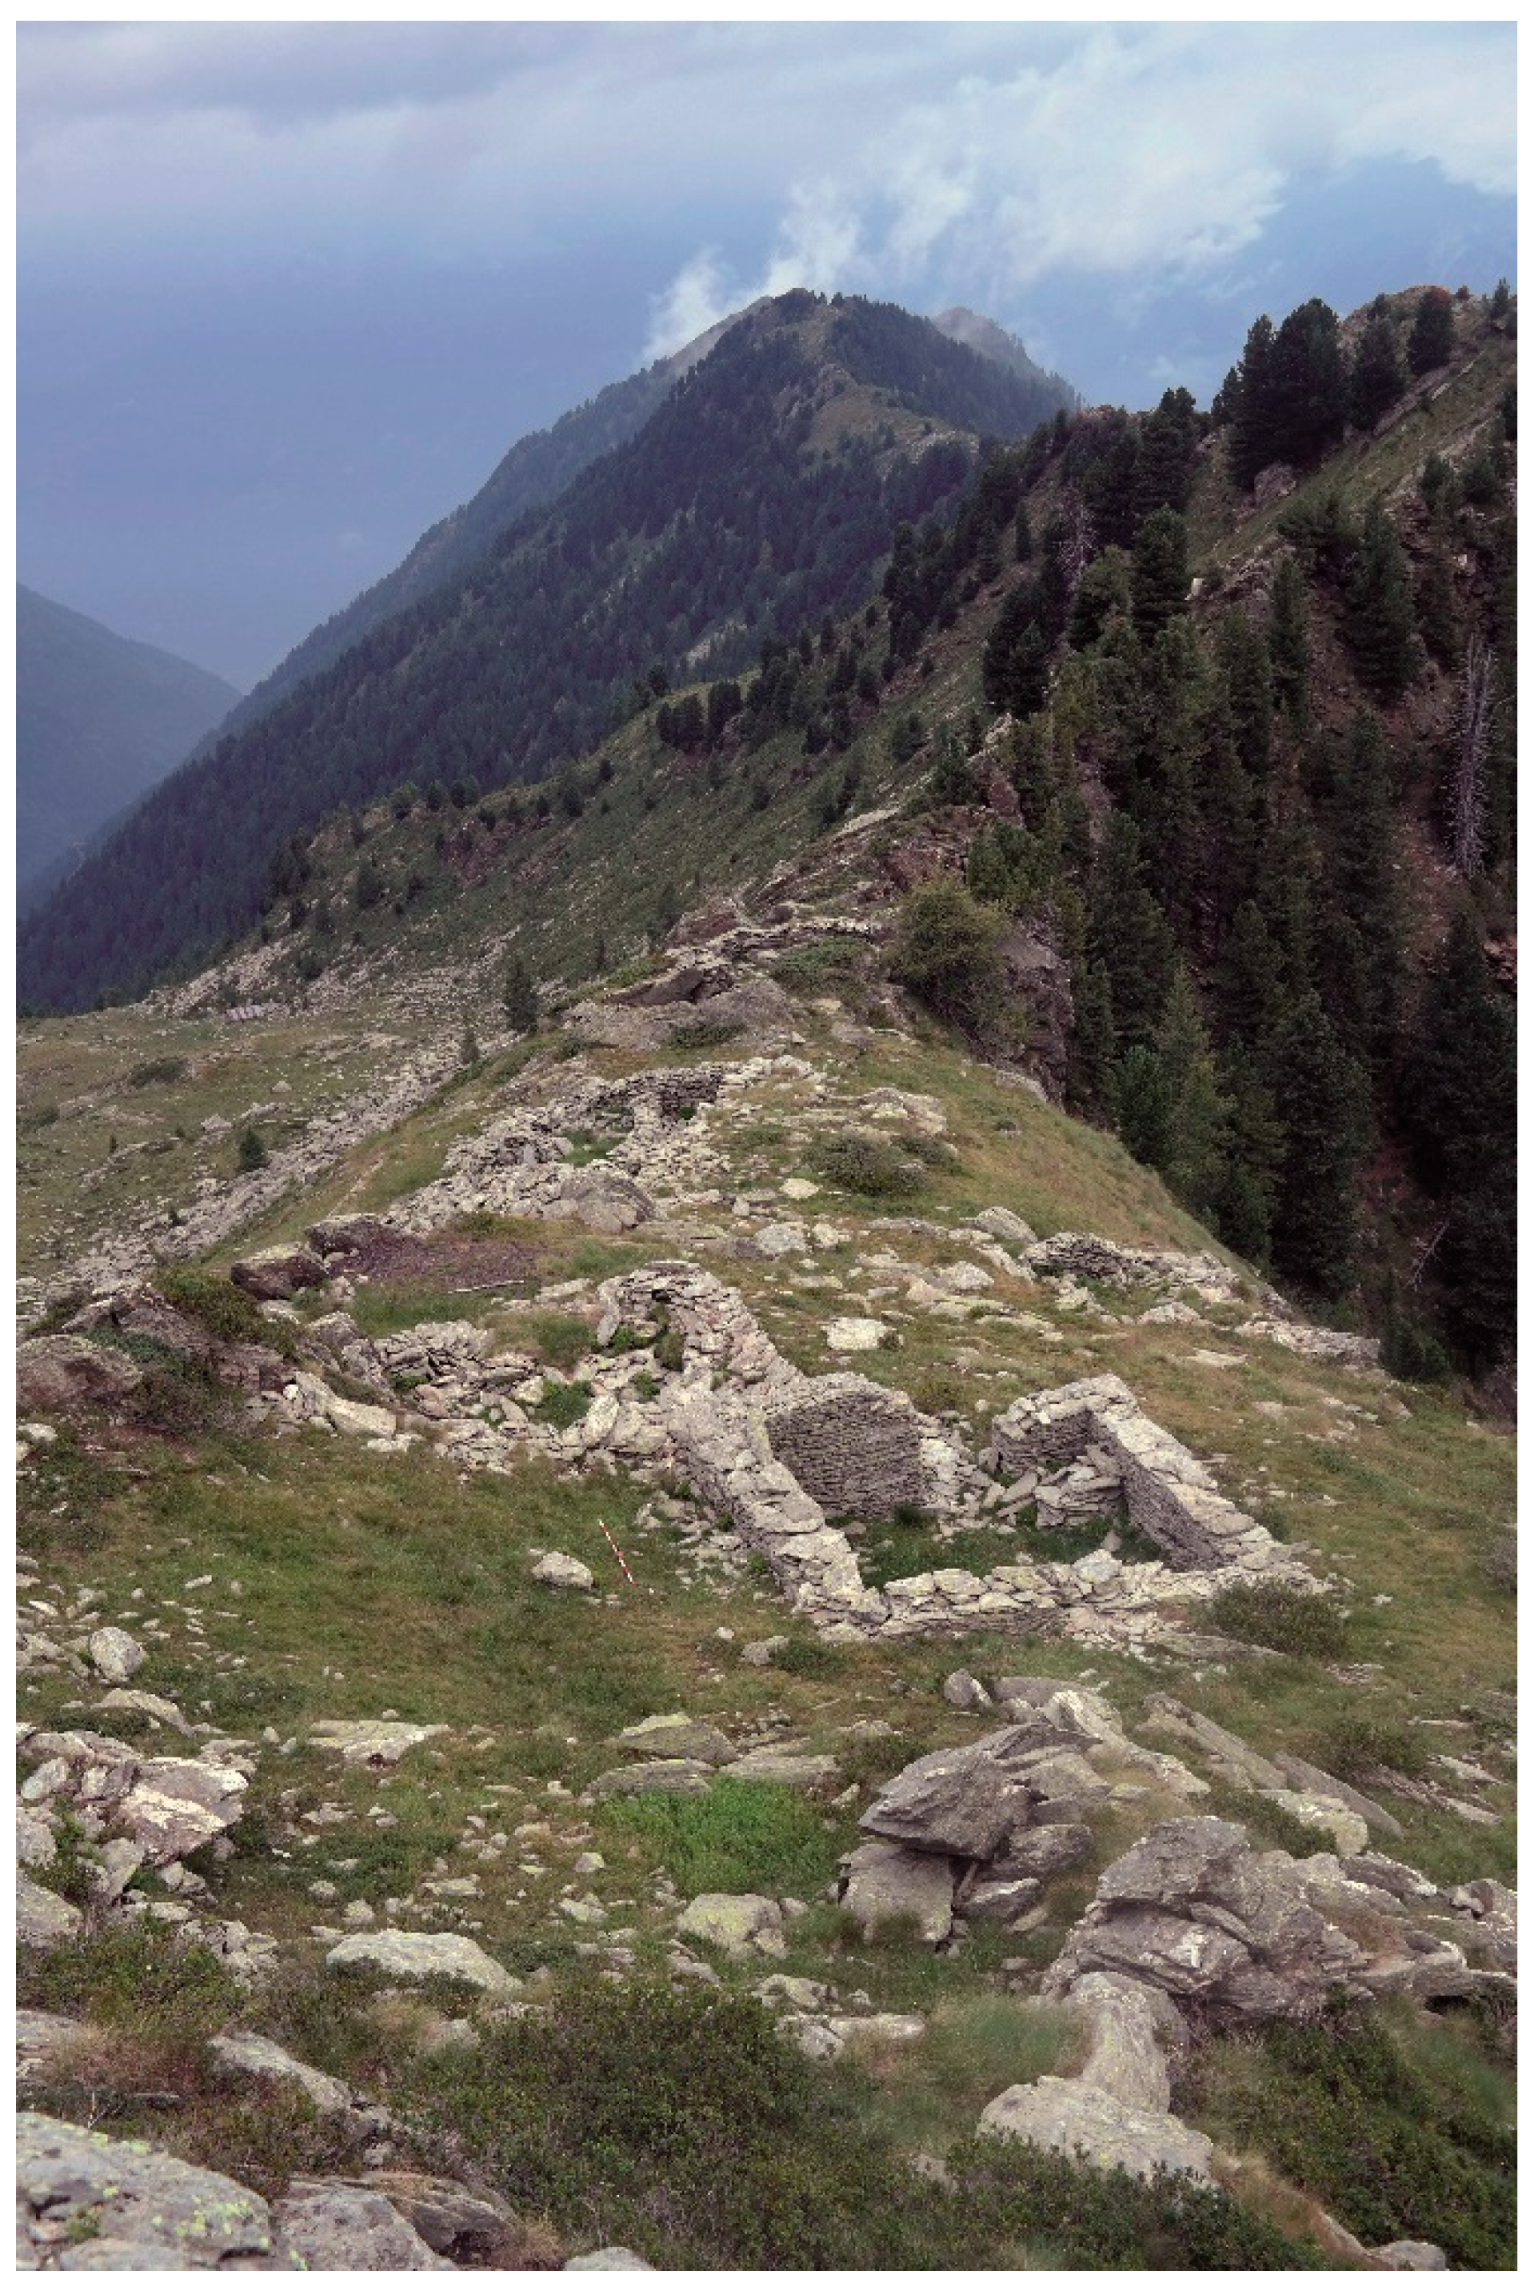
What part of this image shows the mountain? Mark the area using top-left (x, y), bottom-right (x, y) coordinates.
top-left (19, 292), bottom-right (1074, 1012)
top-left (15, 585), bottom-right (240, 908)
top-left (204, 310), bottom-right (747, 752)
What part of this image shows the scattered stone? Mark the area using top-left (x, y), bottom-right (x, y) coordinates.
top-left (309, 1720), bottom-right (450, 1767)
top-left (824, 1317), bottom-right (890, 1352)
top-left (588, 1761), bottom-right (713, 1800)
top-left (86, 1627), bottom-right (146, 1684)
top-left (616, 1713), bottom-right (736, 1765)
top-left (564, 2250), bottom-right (654, 2271)
top-left (675, 1893), bottom-right (787, 1957)
top-left (18, 1875), bottom-right (83, 1949)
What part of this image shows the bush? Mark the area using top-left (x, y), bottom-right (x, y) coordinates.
top-left (155, 1266), bottom-right (299, 1359)
top-left (533, 1380), bottom-right (593, 1429)
top-left (126, 1057), bottom-right (188, 1088)
top-left (1206, 1581), bottom-right (1349, 1660)
top-left (236, 1126), bottom-right (269, 1173)
top-left (810, 1133), bottom-right (929, 1200)
top-left (1318, 1714), bottom-right (1427, 1781)
top-left (525, 1312), bottom-right (592, 1372)
top-left (890, 879), bottom-right (1012, 1047)
top-left (1379, 1315), bottom-right (1452, 1382)
top-left (670, 1017), bottom-right (744, 1049)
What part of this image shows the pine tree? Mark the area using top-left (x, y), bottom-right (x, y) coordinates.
top-left (1409, 914), bottom-right (1516, 1367)
top-left (1347, 300), bottom-right (1406, 431)
top-left (1110, 1044), bottom-right (1175, 1173)
top-left (1268, 556), bottom-right (1311, 720)
top-left (982, 589), bottom-right (1050, 718)
top-left (1346, 501), bottom-right (1419, 702)
top-left (1267, 298), bottom-right (1347, 468)
top-left (1229, 314), bottom-right (1278, 487)
top-left (1267, 988), bottom-right (1370, 1298)
top-left (1087, 814), bottom-right (1176, 1051)
top-left (1217, 902), bottom-right (1286, 1051)
top-left (1155, 967), bottom-right (1228, 1213)
top-left (1322, 708), bottom-right (1403, 1056)
top-left (503, 955), bottom-right (539, 1033)
top-left (1217, 609), bottom-right (1274, 778)
top-left (1130, 508), bottom-right (1189, 643)
top-left (1068, 958), bottom-right (1116, 1114)
top-left (1136, 386), bottom-right (1200, 518)
top-left (1408, 287), bottom-right (1456, 376)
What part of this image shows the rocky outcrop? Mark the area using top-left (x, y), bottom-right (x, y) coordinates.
top-left (17, 2111), bottom-right (287, 2269)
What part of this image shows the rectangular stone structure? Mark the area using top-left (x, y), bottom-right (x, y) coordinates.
top-left (763, 1372), bottom-right (927, 1521)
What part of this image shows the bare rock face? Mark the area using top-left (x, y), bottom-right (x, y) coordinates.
top-left (858, 1728), bottom-right (1037, 1859)
top-left (230, 1243), bottom-right (328, 1300)
top-left (17, 1875), bottom-right (83, 1949)
top-left (326, 1929), bottom-right (522, 1995)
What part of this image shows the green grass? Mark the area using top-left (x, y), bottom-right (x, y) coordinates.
top-left (524, 1311), bottom-right (594, 1371)
top-left (600, 1775), bottom-right (844, 1898)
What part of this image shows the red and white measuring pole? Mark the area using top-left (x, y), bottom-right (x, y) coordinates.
top-left (598, 1517), bottom-right (637, 1589)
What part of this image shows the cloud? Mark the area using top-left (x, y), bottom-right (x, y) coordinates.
top-left (644, 22), bottom-right (1515, 348)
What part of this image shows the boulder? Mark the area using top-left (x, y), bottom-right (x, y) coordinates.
top-left (977, 1205), bottom-right (1040, 1249)
top-left (992, 1823), bottom-right (1094, 1883)
top-left (230, 1245), bottom-right (327, 1301)
top-left (17, 1334), bottom-right (145, 1413)
top-left (565, 2251), bottom-right (654, 2271)
top-left (824, 1317), bottom-right (890, 1352)
top-left (86, 1627), bottom-right (146, 1684)
top-left (273, 2182), bottom-right (450, 2269)
top-left (1373, 2243), bottom-right (1450, 2271)
top-left (1066, 1971), bottom-right (1184, 2112)
top-left (307, 1215), bottom-right (388, 1256)
top-left (16, 2010), bottom-right (87, 2089)
top-left (114, 1756), bottom-right (248, 1865)
top-left (979, 2078), bottom-right (1214, 2183)
top-left (16, 2111), bottom-right (279, 2267)
top-left (838, 1842), bottom-right (955, 1944)
top-left (348, 2172), bottom-right (522, 2264)
top-left (859, 1729), bottom-right (1034, 1859)
top-left (675, 1893), bottom-right (786, 1957)
top-left (727, 1747), bottom-right (839, 1789)
top-left (326, 1930), bottom-right (522, 1995)
top-left (955, 1871), bottom-right (1043, 1924)
top-left (533, 1552), bottom-right (595, 1591)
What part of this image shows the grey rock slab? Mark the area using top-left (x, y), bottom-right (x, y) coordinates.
top-left (17, 2011), bottom-right (88, 2088)
top-left (16, 2111), bottom-right (281, 2266)
top-left (207, 2032), bottom-right (354, 2116)
top-left (1373, 2242), bottom-right (1450, 2271)
top-left (230, 1245), bottom-right (327, 1301)
top-left (272, 2183), bottom-right (449, 2270)
top-left (838, 1842), bottom-right (955, 1945)
top-left (588, 1760), bottom-right (713, 1801)
top-left (326, 1930), bottom-right (522, 1995)
top-left (979, 2077), bottom-right (1214, 2183)
top-left (727, 1746), bottom-right (839, 1788)
top-left (1273, 1752), bottom-right (1404, 1841)
top-left (858, 1728), bottom-right (1036, 1859)
top-left (18, 1875), bottom-right (83, 1949)
top-left (565, 2250), bottom-right (654, 2270)
top-left (616, 1713), bottom-right (736, 1765)
top-left (112, 1758), bottom-right (248, 1865)
top-left (993, 1823), bottom-right (1095, 1883)
top-left (1066, 1972), bottom-right (1183, 2112)
top-left (308, 1719), bottom-right (449, 1767)
top-left (346, 2171), bottom-right (519, 2262)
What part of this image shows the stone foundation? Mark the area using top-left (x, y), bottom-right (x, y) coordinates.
top-left (762, 1374), bottom-right (926, 1521)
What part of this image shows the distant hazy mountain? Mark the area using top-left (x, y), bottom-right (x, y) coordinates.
top-left (932, 307), bottom-right (1079, 402)
top-left (17, 586), bottom-right (240, 907)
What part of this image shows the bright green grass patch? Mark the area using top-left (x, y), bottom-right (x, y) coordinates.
top-left (867, 1997), bottom-right (1081, 2154)
top-left (600, 1775), bottom-right (845, 1898)
top-left (524, 1311), bottom-right (594, 1371)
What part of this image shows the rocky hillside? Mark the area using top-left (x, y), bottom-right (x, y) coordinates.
top-left (15, 883), bottom-right (1516, 2267)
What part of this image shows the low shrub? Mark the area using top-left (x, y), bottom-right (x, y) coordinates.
top-left (772, 1636), bottom-right (846, 1680)
top-left (810, 1133), bottom-right (930, 1200)
top-left (670, 1017), bottom-right (744, 1049)
top-left (1182, 2005), bottom-right (1515, 2270)
top-left (1206, 1581), bottom-right (1350, 1660)
top-left (156, 1266), bottom-right (301, 1361)
top-left (1318, 1713), bottom-right (1427, 1781)
top-left (532, 1380), bottom-right (593, 1430)
top-left (126, 1057), bottom-right (189, 1088)
top-left (400, 1980), bottom-right (1320, 2270)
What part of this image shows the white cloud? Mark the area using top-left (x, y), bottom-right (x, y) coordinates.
top-left (644, 23), bottom-right (1515, 341)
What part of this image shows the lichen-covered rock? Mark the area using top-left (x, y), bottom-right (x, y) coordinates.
top-left (532, 1551), bottom-right (595, 1592)
top-left (86, 1628), bottom-right (146, 1685)
top-left (16, 2111), bottom-right (284, 2267)
top-left (616, 1714), bottom-right (736, 1765)
top-left (858, 1730), bottom-right (1035, 1859)
top-left (207, 2033), bottom-right (354, 2116)
top-left (675, 1893), bottom-right (786, 1957)
top-left (309, 1719), bottom-right (449, 1767)
top-left (17, 1876), bottom-right (83, 1950)
top-left (588, 1760), bottom-right (713, 1800)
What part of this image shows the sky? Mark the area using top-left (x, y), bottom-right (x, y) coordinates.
top-left (17, 16), bottom-right (1518, 690)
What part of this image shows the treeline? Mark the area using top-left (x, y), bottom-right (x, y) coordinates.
top-left (20, 292), bottom-right (1070, 1012)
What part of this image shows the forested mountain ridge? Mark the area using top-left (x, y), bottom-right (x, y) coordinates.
top-left (19, 292), bottom-right (1071, 1014)
top-left (16, 585), bottom-right (241, 907)
top-left (129, 280), bottom-right (1514, 1379)
top-left (201, 310), bottom-right (747, 752)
